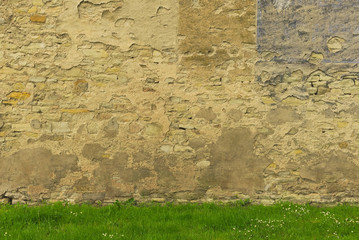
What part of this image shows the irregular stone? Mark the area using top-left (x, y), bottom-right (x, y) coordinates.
top-left (129, 122), bottom-right (143, 133)
top-left (52, 122), bottom-right (71, 134)
top-left (328, 79), bottom-right (354, 89)
top-left (339, 142), bottom-right (348, 149)
top-left (307, 87), bottom-right (318, 95)
top-left (30, 14), bottom-right (47, 23)
top-left (93, 74), bottom-right (118, 82)
top-left (308, 52), bottom-right (324, 64)
top-left (196, 107), bottom-right (217, 121)
top-left (153, 50), bottom-right (163, 63)
top-left (160, 145), bottom-right (173, 153)
top-left (144, 123), bottom-right (163, 137)
top-left (337, 121), bottom-right (348, 128)
top-left (174, 145), bottom-right (193, 152)
top-left (29, 76), bottom-right (46, 83)
top-left (307, 70), bottom-right (333, 82)
top-left (74, 80), bottom-right (88, 94)
top-left (327, 36), bottom-right (345, 53)
top-left (104, 118), bottom-right (119, 138)
top-left (38, 134), bottom-right (65, 142)
top-left (6, 92), bottom-right (31, 100)
top-left (261, 96), bottom-right (276, 104)
top-left (12, 124), bottom-right (32, 132)
top-left (118, 113), bottom-right (138, 122)
top-left (317, 86), bottom-right (330, 95)
top-left (82, 49), bottom-right (109, 59)
top-left (227, 109), bottom-right (242, 121)
top-left (283, 70), bottom-right (303, 83)
top-left (118, 74), bottom-right (129, 84)
top-left (188, 138), bottom-right (206, 149)
top-left (87, 122), bottom-right (99, 134)
top-left (32, 0), bottom-right (44, 6)
top-left (260, 71), bottom-right (271, 83)
top-left (282, 97), bottom-right (306, 106)
top-left (196, 161), bottom-right (210, 169)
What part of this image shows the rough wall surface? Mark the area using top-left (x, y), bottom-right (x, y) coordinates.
top-left (1, 0), bottom-right (358, 204)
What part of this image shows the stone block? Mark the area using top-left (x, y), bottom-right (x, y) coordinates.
top-left (52, 122), bottom-right (71, 134)
top-left (12, 124), bottom-right (32, 132)
top-left (29, 76), bottom-right (46, 83)
top-left (30, 14), bottom-right (46, 23)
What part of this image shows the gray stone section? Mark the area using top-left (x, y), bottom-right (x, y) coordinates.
top-left (258, 0), bottom-right (359, 63)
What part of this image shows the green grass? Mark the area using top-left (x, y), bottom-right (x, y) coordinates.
top-left (1, 200), bottom-right (359, 239)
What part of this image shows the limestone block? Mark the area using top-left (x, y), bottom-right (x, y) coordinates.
top-left (29, 76), bottom-right (46, 83)
top-left (52, 122), bottom-right (71, 134)
top-left (12, 124), bottom-right (32, 132)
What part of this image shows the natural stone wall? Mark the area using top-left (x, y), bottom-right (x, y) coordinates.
top-left (1, 0), bottom-right (359, 204)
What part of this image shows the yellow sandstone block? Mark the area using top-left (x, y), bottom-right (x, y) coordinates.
top-left (261, 96), bottom-right (276, 104)
top-left (14, 8), bottom-right (27, 15)
top-left (28, 6), bottom-right (37, 14)
top-left (337, 121), bottom-right (349, 128)
top-left (282, 97), bottom-right (306, 106)
top-left (82, 49), bottom-right (109, 59)
top-left (7, 92), bottom-right (31, 100)
top-left (0, 67), bottom-right (19, 74)
top-left (30, 14), bottom-right (46, 23)
top-left (339, 142), bottom-right (349, 149)
top-left (25, 132), bottom-right (40, 137)
top-left (2, 100), bottom-right (18, 105)
top-left (290, 149), bottom-right (304, 155)
top-left (266, 162), bottom-right (277, 170)
top-left (32, 0), bottom-right (44, 6)
top-left (13, 83), bottom-right (25, 91)
top-left (105, 66), bottom-right (121, 73)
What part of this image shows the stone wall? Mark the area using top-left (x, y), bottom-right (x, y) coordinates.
top-left (1, 0), bottom-right (359, 204)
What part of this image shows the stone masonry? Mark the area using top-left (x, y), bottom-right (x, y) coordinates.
top-left (1, 0), bottom-right (359, 204)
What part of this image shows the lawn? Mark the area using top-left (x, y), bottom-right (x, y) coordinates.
top-left (1, 200), bottom-right (359, 239)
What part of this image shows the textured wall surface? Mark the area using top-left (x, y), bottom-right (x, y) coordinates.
top-left (1, 0), bottom-right (359, 204)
